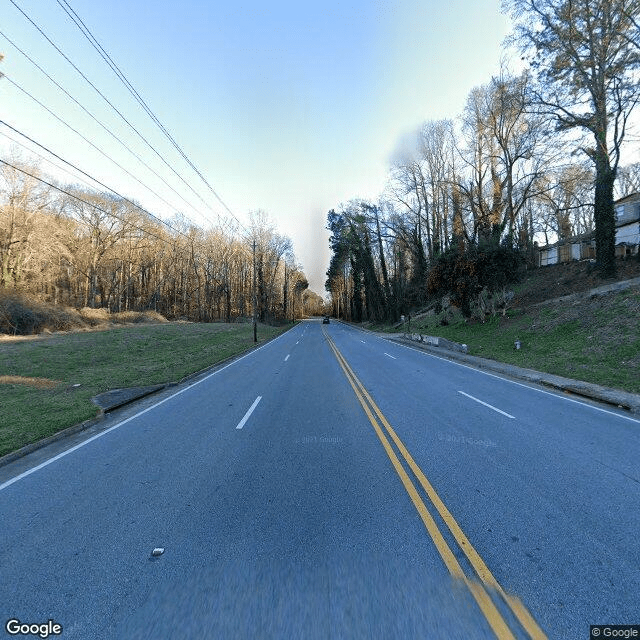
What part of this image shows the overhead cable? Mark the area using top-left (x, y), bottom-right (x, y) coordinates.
top-left (2, 74), bottom-right (200, 224)
top-left (0, 120), bottom-right (193, 241)
top-left (6, 0), bottom-right (222, 223)
top-left (0, 28), bottom-right (213, 225)
top-left (54, 0), bottom-right (251, 235)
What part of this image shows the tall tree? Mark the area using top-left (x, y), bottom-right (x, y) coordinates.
top-left (325, 203), bottom-right (390, 322)
top-left (250, 211), bottom-right (292, 322)
top-left (0, 159), bottom-right (50, 289)
top-left (504, 0), bottom-right (640, 275)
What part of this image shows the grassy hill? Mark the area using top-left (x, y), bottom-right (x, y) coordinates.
top-left (376, 258), bottom-right (640, 395)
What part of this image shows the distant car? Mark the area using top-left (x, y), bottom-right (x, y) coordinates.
top-left (322, 316), bottom-right (330, 324)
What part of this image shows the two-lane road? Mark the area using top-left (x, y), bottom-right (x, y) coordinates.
top-left (1, 320), bottom-right (639, 638)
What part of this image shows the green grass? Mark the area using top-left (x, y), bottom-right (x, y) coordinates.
top-left (398, 296), bottom-right (640, 395)
top-left (0, 322), bottom-right (292, 457)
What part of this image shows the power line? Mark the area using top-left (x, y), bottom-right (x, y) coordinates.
top-left (5, 0), bottom-right (256, 249)
top-left (0, 120), bottom-right (193, 241)
top-left (9, 0), bottom-right (250, 236)
top-left (53, 0), bottom-right (251, 235)
top-left (55, 0), bottom-right (183, 156)
top-left (0, 28), bottom-right (214, 226)
top-left (2, 74), bottom-right (201, 226)
top-left (0, 128), bottom-right (105, 196)
top-left (5, 0), bottom-right (224, 226)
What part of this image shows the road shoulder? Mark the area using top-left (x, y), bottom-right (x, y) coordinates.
top-left (0, 325), bottom-right (295, 471)
top-left (335, 319), bottom-right (640, 417)
top-left (387, 335), bottom-right (640, 415)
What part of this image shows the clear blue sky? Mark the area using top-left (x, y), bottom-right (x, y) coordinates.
top-left (0, 0), bottom-right (512, 293)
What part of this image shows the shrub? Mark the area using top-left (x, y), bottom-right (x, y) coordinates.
top-left (0, 291), bottom-right (83, 335)
top-left (78, 307), bottom-right (111, 325)
top-left (427, 243), bottom-right (524, 318)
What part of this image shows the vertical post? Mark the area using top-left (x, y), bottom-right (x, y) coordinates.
top-left (252, 239), bottom-right (257, 343)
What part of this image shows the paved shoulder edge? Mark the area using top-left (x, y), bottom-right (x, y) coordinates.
top-left (0, 324), bottom-right (297, 468)
top-left (386, 335), bottom-right (640, 416)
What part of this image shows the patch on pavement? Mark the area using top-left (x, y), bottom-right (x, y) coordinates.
top-left (92, 384), bottom-right (167, 411)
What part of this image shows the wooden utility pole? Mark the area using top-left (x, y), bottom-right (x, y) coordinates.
top-left (252, 239), bottom-right (257, 343)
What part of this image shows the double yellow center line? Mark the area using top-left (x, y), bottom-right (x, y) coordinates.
top-left (324, 330), bottom-right (546, 640)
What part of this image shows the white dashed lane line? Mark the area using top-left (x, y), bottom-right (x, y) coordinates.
top-left (236, 396), bottom-right (262, 430)
top-left (458, 391), bottom-right (515, 419)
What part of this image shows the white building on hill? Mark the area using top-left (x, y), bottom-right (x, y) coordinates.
top-left (537, 193), bottom-right (640, 266)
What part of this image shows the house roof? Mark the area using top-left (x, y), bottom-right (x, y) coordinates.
top-left (536, 194), bottom-right (640, 251)
top-left (615, 192), bottom-right (640, 205)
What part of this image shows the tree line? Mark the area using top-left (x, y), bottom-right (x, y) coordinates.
top-left (0, 158), bottom-right (311, 324)
top-left (326, 0), bottom-right (640, 323)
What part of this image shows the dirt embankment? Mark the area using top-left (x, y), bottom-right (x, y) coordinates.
top-left (513, 257), bottom-right (640, 307)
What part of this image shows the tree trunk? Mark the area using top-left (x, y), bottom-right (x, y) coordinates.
top-left (594, 156), bottom-right (617, 277)
top-left (374, 207), bottom-right (390, 301)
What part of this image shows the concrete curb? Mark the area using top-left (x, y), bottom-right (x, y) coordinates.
top-left (0, 414), bottom-right (106, 467)
top-left (337, 319), bottom-right (640, 416)
top-left (0, 324), bottom-right (296, 468)
top-left (387, 335), bottom-right (640, 416)
top-left (92, 384), bottom-right (169, 412)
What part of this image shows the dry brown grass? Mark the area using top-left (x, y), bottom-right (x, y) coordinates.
top-left (111, 310), bottom-right (167, 324)
top-left (0, 375), bottom-right (60, 388)
top-left (78, 307), bottom-right (111, 324)
top-left (0, 291), bottom-right (168, 336)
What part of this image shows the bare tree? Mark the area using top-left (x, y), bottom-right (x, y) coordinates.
top-left (504, 0), bottom-right (640, 275)
top-left (250, 211), bottom-right (293, 322)
top-left (66, 191), bottom-right (138, 308)
top-left (418, 119), bottom-right (456, 255)
top-left (0, 157), bottom-right (311, 328)
top-left (456, 72), bottom-right (552, 246)
top-left (0, 158), bottom-right (51, 288)
top-left (616, 161), bottom-right (640, 197)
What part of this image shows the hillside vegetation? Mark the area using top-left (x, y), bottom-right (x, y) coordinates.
top-left (375, 259), bottom-right (640, 394)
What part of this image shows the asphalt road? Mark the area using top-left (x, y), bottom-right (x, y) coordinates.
top-left (1, 319), bottom-right (639, 639)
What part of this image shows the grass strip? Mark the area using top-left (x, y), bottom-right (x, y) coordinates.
top-left (370, 287), bottom-right (640, 395)
top-left (0, 322), bottom-right (291, 457)
top-left (392, 297), bottom-right (640, 395)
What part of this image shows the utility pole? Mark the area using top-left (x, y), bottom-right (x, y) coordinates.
top-left (252, 238), bottom-right (257, 343)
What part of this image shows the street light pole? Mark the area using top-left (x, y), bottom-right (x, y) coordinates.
top-left (252, 238), bottom-right (257, 343)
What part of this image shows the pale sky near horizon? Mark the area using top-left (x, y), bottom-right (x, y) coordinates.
top-left (0, 0), bottom-right (514, 294)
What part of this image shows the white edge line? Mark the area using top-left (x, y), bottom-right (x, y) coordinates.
top-left (0, 331), bottom-right (288, 492)
top-left (236, 396), bottom-right (262, 430)
top-left (458, 391), bottom-right (515, 419)
top-left (384, 353), bottom-right (397, 359)
top-left (340, 322), bottom-right (640, 425)
top-left (391, 339), bottom-right (640, 425)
